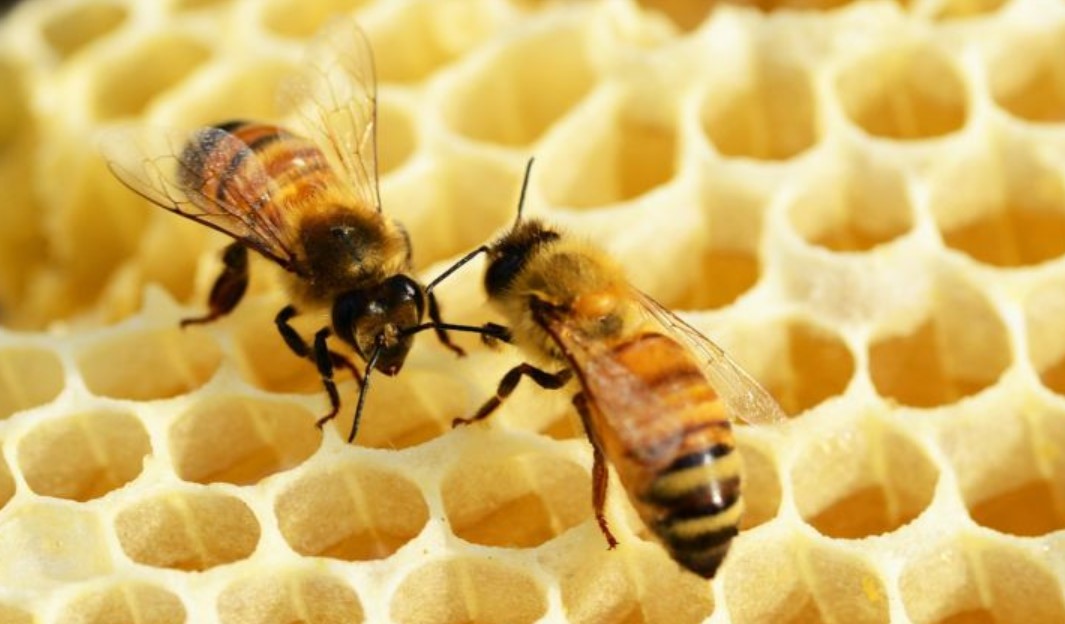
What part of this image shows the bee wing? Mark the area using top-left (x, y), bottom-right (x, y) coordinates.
top-left (537, 307), bottom-right (685, 468)
top-left (632, 288), bottom-right (787, 425)
top-left (100, 124), bottom-right (308, 274)
top-left (278, 17), bottom-right (381, 214)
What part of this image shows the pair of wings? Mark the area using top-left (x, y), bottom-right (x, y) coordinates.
top-left (99, 18), bottom-right (381, 277)
top-left (542, 288), bottom-right (786, 467)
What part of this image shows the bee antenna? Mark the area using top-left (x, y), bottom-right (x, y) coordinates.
top-left (513, 157), bottom-right (535, 230)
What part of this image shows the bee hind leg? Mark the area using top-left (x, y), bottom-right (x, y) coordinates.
top-left (274, 306), bottom-right (363, 429)
top-left (453, 363), bottom-right (572, 427)
top-left (574, 392), bottom-right (619, 549)
top-left (180, 242), bottom-right (248, 327)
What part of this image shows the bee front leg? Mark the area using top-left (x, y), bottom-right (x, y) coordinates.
top-left (181, 242), bottom-right (248, 327)
top-left (274, 306), bottom-right (363, 429)
top-left (426, 291), bottom-right (467, 357)
top-left (573, 392), bottom-right (619, 549)
top-left (453, 364), bottom-right (572, 427)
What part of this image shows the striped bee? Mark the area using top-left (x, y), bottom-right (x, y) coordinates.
top-left (452, 162), bottom-right (785, 577)
top-left (102, 19), bottom-right (500, 442)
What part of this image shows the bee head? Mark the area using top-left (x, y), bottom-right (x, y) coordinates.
top-left (333, 275), bottom-right (425, 375)
top-left (484, 220), bottom-right (560, 299)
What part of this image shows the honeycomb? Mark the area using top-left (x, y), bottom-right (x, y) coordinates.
top-left (1, 0), bottom-right (1065, 621)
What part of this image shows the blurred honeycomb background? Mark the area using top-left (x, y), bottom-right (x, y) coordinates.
top-left (2, 0), bottom-right (1065, 622)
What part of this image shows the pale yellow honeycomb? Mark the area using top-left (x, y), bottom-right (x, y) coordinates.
top-left (1, 0), bottom-right (1064, 622)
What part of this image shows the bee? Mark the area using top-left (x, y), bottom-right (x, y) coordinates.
top-left (101, 19), bottom-right (502, 443)
top-left (452, 161), bottom-right (785, 578)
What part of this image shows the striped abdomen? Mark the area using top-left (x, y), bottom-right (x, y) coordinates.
top-left (179, 120), bottom-right (339, 209)
top-left (605, 332), bottom-right (741, 578)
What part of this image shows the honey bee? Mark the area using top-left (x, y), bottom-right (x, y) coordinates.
top-left (452, 162), bottom-right (785, 578)
top-left (102, 19), bottom-right (501, 443)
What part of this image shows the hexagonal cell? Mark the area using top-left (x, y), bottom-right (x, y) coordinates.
top-left (636, 0), bottom-right (712, 31)
top-left (170, 396), bottom-right (319, 485)
top-left (368, 0), bottom-right (498, 83)
top-left (442, 22), bottom-right (594, 147)
top-left (260, 0), bottom-right (370, 39)
top-left (391, 558), bottom-right (546, 624)
top-left (18, 410), bottom-right (150, 501)
top-left (0, 503), bottom-right (113, 588)
top-left (1027, 273), bottom-right (1065, 398)
top-left (700, 49), bottom-right (818, 161)
top-left (173, 0), bottom-right (229, 9)
top-left (0, 454), bottom-right (14, 511)
top-left (114, 490), bottom-right (260, 571)
top-left (377, 99), bottom-right (417, 176)
top-left (217, 570), bottom-right (363, 624)
top-left (56, 582), bottom-right (186, 624)
top-left (275, 461), bottom-right (428, 561)
top-left (442, 452), bottom-right (591, 548)
top-left (929, 135), bottom-right (1065, 267)
top-left (869, 275), bottom-right (1010, 407)
top-left (788, 151), bottom-right (913, 252)
top-left (933, 0), bottom-right (1007, 19)
top-left (41, 2), bottom-right (127, 60)
top-left (938, 399), bottom-right (1065, 536)
top-left (792, 414), bottom-right (938, 538)
top-left (547, 539), bottom-right (715, 623)
top-left (900, 536), bottom-right (1065, 623)
top-left (0, 604), bottom-right (33, 624)
top-left (835, 43), bottom-right (967, 140)
top-left (167, 58), bottom-right (296, 127)
top-left (77, 327), bottom-right (222, 400)
top-left (91, 33), bottom-right (211, 120)
top-left (986, 26), bottom-right (1065, 123)
top-left (540, 90), bottom-right (677, 209)
top-left (228, 299), bottom-right (328, 394)
top-left (0, 346), bottom-right (64, 419)
top-left (760, 318), bottom-right (855, 416)
top-left (724, 533), bottom-right (889, 624)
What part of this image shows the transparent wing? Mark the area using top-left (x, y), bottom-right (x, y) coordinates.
top-left (100, 124), bottom-right (307, 274)
top-left (277, 16), bottom-right (381, 214)
top-left (633, 288), bottom-right (786, 425)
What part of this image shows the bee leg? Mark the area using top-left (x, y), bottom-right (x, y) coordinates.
top-left (275, 306), bottom-right (361, 429)
top-left (180, 243), bottom-right (248, 327)
top-left (574, 392), bottom-right (619, 549)
top-left (453, 364), bottom-right (572, 427)
top-left (427, 292), bottom-right (466, 357)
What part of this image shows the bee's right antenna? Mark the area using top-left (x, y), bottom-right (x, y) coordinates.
top-left (513, 157), bottom-right (534, 229)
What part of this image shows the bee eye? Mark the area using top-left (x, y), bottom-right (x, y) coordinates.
top-left (485, 251), bottom-right (526, 298)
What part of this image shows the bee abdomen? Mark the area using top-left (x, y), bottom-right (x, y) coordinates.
top-left (641, 446), bottom-right (744, 578)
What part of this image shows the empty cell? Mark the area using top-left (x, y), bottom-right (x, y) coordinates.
top-left (764, 319), bottom-right (855, 416)
top-left (900, 536), bottom-right (1065, 623)
top-left (700, 53), bottom-right (819, 161)
top-left (260, 0), bottom-right (370, 39)
top-left (170, 396), bottom-right (319, 486)
top-left (442, 453), bottom-right (591, 548)
top-left (792, 416), bottom-right (938, 538)
top-left (869, 276), bottom-right (1009, 407)
top-left (553, 542), bottom-right (715, 624)
top-left (217, 570), bottom-right (362, 624)
top-left (18, 410), bottom-right (150, 501)
top-left (169, 59), bottom-right (295, 127)
top-left (173, 0), bottom-right (230, 9)
top-left (57, 582), bottom-right (186, 624)
top-left (673, 248), bottom-right (761, 310)
top-left (835, 44), bottom-right (967, 140)
top-left (0, 504), bottom-right (113, 587)
top-left (0, 346), bottom-right (64, 419)
top-left (737, 441), bottom-right (782, 530)
top-left (228, 300), bottom-right (329, 395)
top-left (92, 34), bottom-right (211, 120)
top-left (540, 90), bottom-right (677, 208)
top-left (930, 136), bottom-right (1065, 268)
top-left (987, 28), bottom-right (1065, 123)
top-left (725, 534), bottom-right (889, 624)
top-left (391, 558), bottom-right (546, 624)
top-left (934, 0), bottom-right (1007, 18)
top-left (377, 100), bottom-right (417, 176)
top-left (939, 402), bottom-right (1065, 536)
top-left (0, 57), bottom-right (28, 145)
top-left (788, 153), bottom-right (913, 252)
top-left (637, 0), bottom-right (712, 31)
top-left (114, 490), bottom-right (260, 571)
top-left (443, 23), bottom-right (594, 147)
top-left (78, 327), bottom-right (221, 400)
top-left (41, 3), bottom-right (127, 60)
top-left (0, 455), bottom-right (13, 511)
top-left (369, 0), bottom-right (497, 83)
top-left (1027, 274), bottom-right (1065, 397)
top-left (275, 461), bottom-right (428, 561)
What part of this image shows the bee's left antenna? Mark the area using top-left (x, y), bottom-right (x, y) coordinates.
top-left (513, 157), bottom-right (534, 229)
